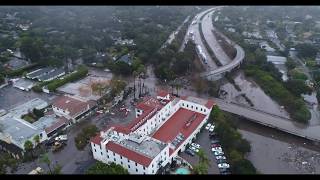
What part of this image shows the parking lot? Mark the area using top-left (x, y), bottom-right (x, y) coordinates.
top-left (0, 85), bottom-right (56, 111)
top-left (179, 124), bottom-right (230, 174)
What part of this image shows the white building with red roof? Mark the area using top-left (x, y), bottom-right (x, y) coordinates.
top-left (90, 91), bottom-right (215, 174)
top-left (52, 95), bottom-right (96, 124)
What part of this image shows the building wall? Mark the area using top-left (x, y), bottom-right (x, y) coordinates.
top-left (91, 141), bottom-right (170, 174)
top-left (91, 97), bottom-right (214, 174)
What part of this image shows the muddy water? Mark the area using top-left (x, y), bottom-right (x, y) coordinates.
top-left (220, 71), bottom-right (289, 118)
top-left (234, 118), bottom-right (320, 174)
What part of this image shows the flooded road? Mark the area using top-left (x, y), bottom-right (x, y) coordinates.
top-left (220, 71), bottom-right (290, 118)
top-left (234, 118), bottom-right (320, 174)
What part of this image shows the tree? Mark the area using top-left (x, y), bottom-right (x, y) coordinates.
top-left (33, 135), bottom-right (40, 147)
top-left (285, 58), bottom-right (296, 70)
top-left (0, 74), bottom-right (4, 85)
top-left (132, 71), bottom-right (138, 99)
top-left (24, 140), bottom-right (34, 158)
top-left (229, 150), bottom-right (243, 165)
top-left (285, 79), bottom-right (312, 97)
top-left (295, 43), bottom-right (318, 59)
top-left (232, 159), bottom-right (256, 174)
top-left (33, 108), bottom-right (44, 118)
top-left (193, 149), bottom-right (210, 174)
top-left (52, 164), bottom-right (62, 174)
top-left (175, 83), bottom-right (182, 96)
top-left (86, 162), bottom-right (129, 174)
top-left (40, 153), bottom-right (52, 174)
top-left (110, 78), bottom-right (127, 97)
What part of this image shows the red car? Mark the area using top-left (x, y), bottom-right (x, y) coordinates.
top-left (211, 144), bottom-right (221, 148)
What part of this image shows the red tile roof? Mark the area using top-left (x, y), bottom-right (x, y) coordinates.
top-left (113, 125), bottom-right (131, 134)
top-left (91, 134), bottom-right (103, 145)
top-left (169, 148), bottom-right (174, 156)
top-left (205, 99), bottom-right (216, 109)
top-left (152, 108), bottom-right (206, 153)
top-left (52, 96), bottom-right (96, 117)
top-left (45, 117), bottom-right (69, 134)
top-left (136, 97), bottom-right (163, 111)
top-left (106, 141), bottom-right (153, 167)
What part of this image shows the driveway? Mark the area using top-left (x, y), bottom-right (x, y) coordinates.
top-left (179, 129), bottom-right (220, 174)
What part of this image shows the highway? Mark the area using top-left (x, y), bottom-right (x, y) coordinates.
top-left (182, 7), bottom-right (245, 79)
top-left (201, 10), bottom-right (230, 66)
top-left (181, 8), bottom-right (219, 70)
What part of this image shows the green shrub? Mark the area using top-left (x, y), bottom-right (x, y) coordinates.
top-left (74, 124), bottom-right (98, 150)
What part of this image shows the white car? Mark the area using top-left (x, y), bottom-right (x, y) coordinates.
top-left (205, 123), bottom-right (212, 130)
top-left (209, 126), bottom-right (215, 132)
top-left (55, 135), bottom-right (67, 141)
top-left (213, 151), bottom-right (224, 156)
top-left (215, 156), bottom-right (226, 160)
top-left (190, 146), bottom-right (199, 153)
top-left (191, 143), bottom-right (200, 149)
top-left (212, 147), bottom-right (223, 152)
top-left (218, 163), bottom-right (230, 169)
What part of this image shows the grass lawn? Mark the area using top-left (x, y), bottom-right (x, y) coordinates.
top-left (21, 114), bottom-right (37, 123)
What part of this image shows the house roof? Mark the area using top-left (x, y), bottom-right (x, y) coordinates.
top-left (117, 54), bottom-right (132, 65)
top-left (181, 96), bottom-right (215, 109)
top-left (152, 108), bottom-right (206, 153)
top-left (136, 97), bottom-right (163, 112)
top-left (38, 68), bottom-right (65, 81)
top-left (106, 141), bottom-right (153, 167)
top-left (52, 96), bottom-right (95, 117)
top-left (44, 117), bottom-right (69, 134)
top-left (91, 134), bottom-right (103, 145)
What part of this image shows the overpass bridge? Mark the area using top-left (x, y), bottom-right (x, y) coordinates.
top-left (192, 7), bottom-right (245, 80)
top-left (213, 98), bottom-right (320, 144)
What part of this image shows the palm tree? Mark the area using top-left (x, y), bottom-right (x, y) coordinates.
top-left (33, 135), bottom-right (40, 147)
top-left (40, 153), bottom-right (52, 174)
top-left (132, 71), bottom-right (138, 100)
top-left (24, 140), bottom-right (34, 158)
top-left (175, 83), bottom-right (182, 97)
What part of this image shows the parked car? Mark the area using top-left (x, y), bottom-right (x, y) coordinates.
top-left (218, 163), bottom-right (230, 169)
top-left (212, 147), bottom-right (223, 152)
top-left (217, 159), bottom-right (227, 164)
top-left (211, 144), bottom-right (221, 148)
top-left (190, 146), bottom-right (199, 153)
top-left (55, 135), bottom-right (67, 141)
top-left (185, 149), bottom-right (195, 156)
top-left (220, 168), bottom-right (230, 174)
top-left (45, 139), bottom-right (55, 147)
top-left (211, 139), bottom-right (220, 144)
top-left (205, 123), bottom-right (212, 130)
top-left (215, 156), bottom-right (226, 160)
top-left (213, 151), bottom-right (224, 156)
top-left (209, 126), bottom-right (215, 132)
top-left (191, 143), bottom-right (200, 149)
